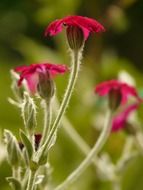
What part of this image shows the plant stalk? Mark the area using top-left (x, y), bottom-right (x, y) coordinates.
top-left (39, 50), bottom-right (82, 159)
top-left (26, 170), bottom-right (36, 190)
top-left (40, 100), bottom-right (52, 145)
top-left (55, 109), bottom-right (114, 190)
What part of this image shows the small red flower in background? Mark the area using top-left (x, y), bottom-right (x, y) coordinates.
top-left (45, 15), bottom-right (105, 40)
top-left (34, 133), bottom-right (42, 150)
top-left (19, 133), bottom-right (42, 151)
top-left (112, 103), bottom-right (139, 132)
top-left (14, 63), bottom-right (68, 94)
top-left (95, 80), bottom-right (141, 105)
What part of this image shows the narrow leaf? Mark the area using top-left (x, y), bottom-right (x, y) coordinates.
top-left (20, 130), bottom-right (33, 160)
top-left (7, 177), bottom-right (22, 190)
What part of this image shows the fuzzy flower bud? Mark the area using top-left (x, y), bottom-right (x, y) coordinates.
top-left (37, 71), bottom-right (55, 100)
top-left (22, 93), bottom-right (37, 134)
top-left (4, 130), bottom-right (22, 167)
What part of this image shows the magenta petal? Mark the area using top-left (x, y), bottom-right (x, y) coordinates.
top-left (112, 103), bottom-right (139, 132)
top-left (95, 80), bottom-right (140, 105)
top-left (14, 65), bottom-right (29, 72)
top-left (80, 26), bottom-right (90, 40)
top-left (45, 19), bottom-right (63, 36)
top-left (45, 15), bottom-right (105, 40)
top-left (14, 63), bottom-right (68, 94)
top-left (112, 114), bottom-right (125, 132)
top-left (24, 73), bottom-right (39, 94)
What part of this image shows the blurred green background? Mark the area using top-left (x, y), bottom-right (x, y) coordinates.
top-left (1, 0), bottom-right (143, 189)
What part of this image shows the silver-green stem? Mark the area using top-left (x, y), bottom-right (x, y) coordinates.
top-left (26, 170), bottom-right (36, 190)
top-left (39, 50), bottom-right (82, 159)
top-left (12, 166), bottom-right (19, 179)
top-left (134, 132), bottom-right (143, 153)
top-left (52, 98), bottom-right (114, 179)
top-left (55, 109), bottom-right (114, 190)
top-left (40, 100), bottom-right (52, 145)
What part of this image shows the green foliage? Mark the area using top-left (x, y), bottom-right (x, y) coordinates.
top-left (1, 0), bottom-right (143, 189)
top-left (6, 177), bottom-right (22, 190)
top-left (20, 130), bottom-right (33, 161)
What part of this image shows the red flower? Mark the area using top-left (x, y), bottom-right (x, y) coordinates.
top-left (19, 133), bottom-right (42, 151)
top-left (112, 103), bottom-right (139, 132)
top-left (95, 80), bottom-right (141, 105)
top-left (15, 63), bottom-right (68, 94)
top-left (45, 15), bottom-right (105, 40)
top-left (34, 133), bottom-right (42, 151)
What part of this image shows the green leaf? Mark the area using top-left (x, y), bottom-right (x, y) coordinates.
top-left (4, 129), bottom-right (22, 166)
top-left (20, 130), bottom-right (33, 160)
top-left (7, 177), bottom-right (22, 190)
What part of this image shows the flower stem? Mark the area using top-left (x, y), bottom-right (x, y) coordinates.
top-left (134, 132), bottom-right (143, 153)
top-left (39, 50), bottom-right (82, 159)
top-left (12, 166), bottom-right (19, 179)
top-left (26, 170), bottom-right (36, 190)
top-left (40, 100), bottom-right (52, 145)
top-left (53, 97), bottom-right (114, 179)
top-left (55, 109), bottom-right (114, 190)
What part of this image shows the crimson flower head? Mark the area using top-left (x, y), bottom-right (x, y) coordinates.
top-left (14, 63), bottom-right (68, 95)
top-left (45, 15), bottom-right (105, 49)
top-left (112, 103), bottom-right (139, 133)
top-left (45, 15), bottom-right (105, 39)
top-left (95, 80), bottom-right (141, 110)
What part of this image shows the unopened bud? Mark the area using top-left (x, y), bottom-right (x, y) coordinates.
top-left (37, 71), bottom-right (55, 101)
top-left (66, 26), bottom-right (85, 50)
top-left (22, 93), bottom-right (37, 134)
top-left (4, 130), bottom-right (22, 166)
top-left (108, 89), bottom-right (122, 111)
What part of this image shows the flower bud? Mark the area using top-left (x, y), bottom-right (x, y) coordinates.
top-left (22, 93), bottom-right (37, 134)
top-left (4, 130), bottom-right (22, 167)
top-left (37, 71), bottom-right (55, 101)
top-left (66, 26), bottom-right (85, 50)
top-left (108, 89), bottom-right (122, 111)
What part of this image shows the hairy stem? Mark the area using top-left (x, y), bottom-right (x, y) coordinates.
top-left (135, 132), bottom-right (143, 153)
top-left (39, 50), bottom-right (82, 160)
top-left (55, 109), bottom-right (114, 190)
top-left (40, 100), bottom-right (52, 145)
top-left (12, 166), bottom-right (19, 179)
top-left (26, 170), bottom-right (36, 190)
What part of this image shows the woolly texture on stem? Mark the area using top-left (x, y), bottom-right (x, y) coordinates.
top-left (26, 170), bottom-right (36, 190)
top-left (12, 166), bottom-right (19, 179)
top-left (40, 100), bottom-right (52, 145)
top-left (53, 98), bottom-right (114, 180)
top-left (39, 50), bottom-right (82, 159)
top-left (134, 132), bottom-right (143, 153)
top-left (55, 109), bottom-right (114, 190)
